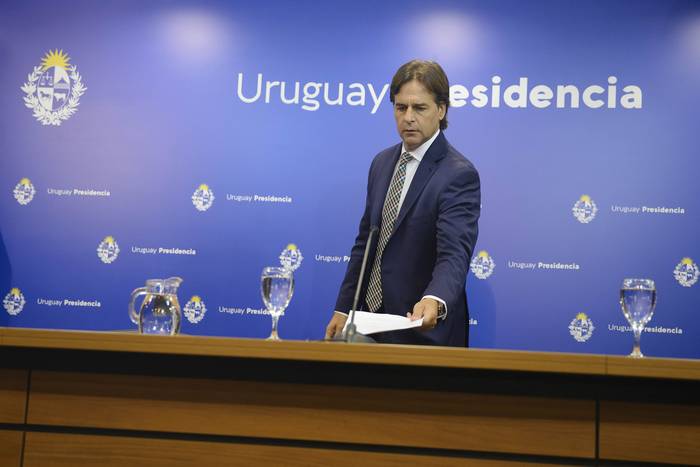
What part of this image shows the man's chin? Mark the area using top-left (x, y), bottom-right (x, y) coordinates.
top-left (402, 134), bottom-right (425, 150)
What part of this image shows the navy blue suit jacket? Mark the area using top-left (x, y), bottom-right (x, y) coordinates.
top-left (335, 132), bottom-right (480, 347)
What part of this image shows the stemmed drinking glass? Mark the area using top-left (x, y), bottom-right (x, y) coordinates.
top-left (260, 266), bottom-right (294, 340)
top-left (619, 278), bottom-right (657, 358)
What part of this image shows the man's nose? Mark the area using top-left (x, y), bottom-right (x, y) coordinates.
top-left (404, 107), bottom-right (416, 122)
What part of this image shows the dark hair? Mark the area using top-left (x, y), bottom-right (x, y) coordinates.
top-left (389, 59), bottom-right (450, 130)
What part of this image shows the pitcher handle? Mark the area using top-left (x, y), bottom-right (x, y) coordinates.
top-left (128, 287), bottom-right (148, 325)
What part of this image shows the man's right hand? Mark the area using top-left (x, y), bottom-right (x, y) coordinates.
top-left (324, 312), bottom-right (348, 340)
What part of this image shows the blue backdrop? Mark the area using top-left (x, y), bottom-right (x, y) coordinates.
top-left (1, 0), bottom-right (699, 358)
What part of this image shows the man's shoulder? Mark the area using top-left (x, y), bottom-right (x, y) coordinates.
top-left (368, 142), bottom-right (402, 172)
top-left (374, 142), bottom-right (402, 161)
top-left (443, 140), bottom-right (478, 175)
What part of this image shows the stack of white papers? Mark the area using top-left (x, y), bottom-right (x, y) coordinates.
top-left (344, 311), bottom-right (423, 335)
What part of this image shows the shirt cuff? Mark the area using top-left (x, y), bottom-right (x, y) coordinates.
top-left (423, 295), bottom-right (447, 320)
top-left (334, 310), bottom-right (349, 317)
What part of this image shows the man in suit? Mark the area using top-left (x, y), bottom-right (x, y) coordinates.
top-left (325, 60), bottom-right (481, 347)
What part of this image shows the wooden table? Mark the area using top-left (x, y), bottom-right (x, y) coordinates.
top-left (1, 327), bottom-right (698, 466)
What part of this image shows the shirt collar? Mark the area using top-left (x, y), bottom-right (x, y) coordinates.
top-left (401, 129), bottom-right (440, 162)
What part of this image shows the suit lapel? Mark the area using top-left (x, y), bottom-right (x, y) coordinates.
top-left (392, 132), bottom-right (448, 234)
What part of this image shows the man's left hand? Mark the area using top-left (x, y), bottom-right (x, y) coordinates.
top-left (408, 298), bottom-right (439, 330)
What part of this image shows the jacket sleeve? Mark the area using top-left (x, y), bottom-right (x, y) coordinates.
top-left (422, 162), bottom-right (480, 306)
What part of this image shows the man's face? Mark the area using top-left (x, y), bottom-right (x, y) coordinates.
top-left (393, 79), bottom-right (446, 151)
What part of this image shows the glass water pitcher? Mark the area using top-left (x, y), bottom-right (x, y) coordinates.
top-left (128, 277), bottom-right (183, 335)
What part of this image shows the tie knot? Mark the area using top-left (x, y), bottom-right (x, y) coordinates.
top-left (400, 152), bottom-right (413, 165)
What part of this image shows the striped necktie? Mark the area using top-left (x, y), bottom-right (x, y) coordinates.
top-left (365, 152), bottom-right (413, 312)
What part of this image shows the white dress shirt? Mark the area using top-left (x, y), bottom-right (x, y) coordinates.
top-left (397, 128), bottom-right (440, 211)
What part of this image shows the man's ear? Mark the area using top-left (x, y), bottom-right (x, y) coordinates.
top-left (438, 103), bottom-right (447, 120)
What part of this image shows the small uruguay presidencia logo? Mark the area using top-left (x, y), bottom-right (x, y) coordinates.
top-left (3, 288), bottom-right (26, 316)
top-left (97, 236), bottom-right (120, 264)
top-left (569, 312), bottom-right (595, 342)
top-left (572, 195), bottom-right (598, 224)
top-left (279, 243), bottom-right (303, 272)
top-left (14, 178), bottom-right (36, 205)
top-left (192, 184), bottom-right (215, 212)
top-left (184, 295), bottom-right (207, 324)
top-left (470, 250), bottom-right (495, 279)
top-left (21, 49), bottom-right (87, 126)
top-left (674, 257), bottom-right (699, 287)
